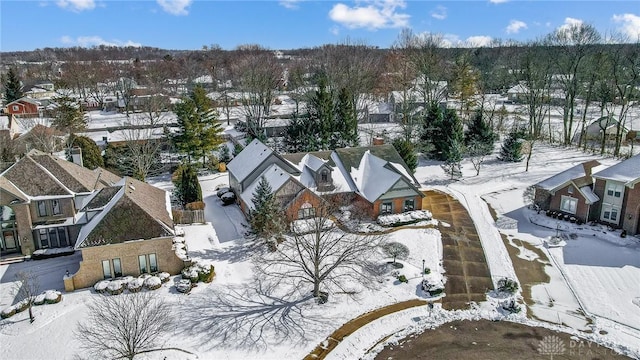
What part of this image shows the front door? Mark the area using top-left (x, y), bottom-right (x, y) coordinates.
top-left (1, 229), bottom-right (19, 254)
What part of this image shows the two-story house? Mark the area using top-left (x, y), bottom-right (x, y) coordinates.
top-left (592, 154), bottom-right (640, 235)
top-left (0, 150), bottom-right (184, 289)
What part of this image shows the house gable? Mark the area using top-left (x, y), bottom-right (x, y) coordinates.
top-left (2, 156), bottom-right (70, 197)
top-left (378, 178), bottom-right (422, 201)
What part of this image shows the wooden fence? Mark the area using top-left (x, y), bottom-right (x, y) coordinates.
top-left (172, 209), bottom-right (205, 224)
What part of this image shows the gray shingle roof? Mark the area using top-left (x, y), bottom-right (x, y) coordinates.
top-left (593, 154), bottom-right (640, 185)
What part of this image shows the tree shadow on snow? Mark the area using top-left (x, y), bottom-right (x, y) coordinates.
top-left (174, 279), bottom-right (330, 352)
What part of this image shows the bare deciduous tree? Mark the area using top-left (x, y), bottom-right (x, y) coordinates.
top-left (75, 292), bottom-right (190, 360)
top-left (257, 202), bottom-right (383, 302)
top-left (14, 270), bottom-right (41, 323)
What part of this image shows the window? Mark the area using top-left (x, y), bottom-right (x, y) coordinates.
top-left (560, 196), bottom-right (577, 214)
top-left (36, 227), bottom-right (68, 249)
top-left (404, 198), bottom-right (415, 212)
top-left (148, 254), bottom-right (158, 273)
top-left (601, 204), bottom-right (620, 223)
top-left (298, 207), bottom-right (315, 219)
top-left (381, 202), bottom-right (393, 215)
top-left (138, 255), bottom-right (148, 274)
top-left (102, 260), bottom-right (112, 279)
top-left (52, 200), bottom-right (61, 215)
top-left (567, 186), bottom-right (574, 194)
top-left (606, 183), bottom-right (624, 198)
top-left (320, 170), bottom-right (328, 182)
top-left (112, 258), bottom-right (122, 277)
top-left (12, 105), bottom-right (19, 112)
top-left (39, 229), bottom-right (49, 248)
top-left (37, 201), bottom-right (47, 217)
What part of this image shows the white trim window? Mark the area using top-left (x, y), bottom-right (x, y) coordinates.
top-left (380, 201), bottom-right (393, 214)
top-left (601, 204), bottom-right (620, 223)
top-left (560, 195), bottom-right (577, 214)
top-left (606, 183), bottom-right (624, 198)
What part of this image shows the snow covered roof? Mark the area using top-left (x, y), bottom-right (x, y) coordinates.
top-left (350, 151), bottom-right (417, 203)
top-left (227, 139), bottom-right (275, 183)
top-left (593, 154), bottom-right (640, 185)
top-left (579, 186), bottom-right (599, 204)
top-left (507, 83), bottom-right (529, 94)
top-left (300, 153), bottom-right (327, 172)
top-left (239, 164), bottom-right (293, 211)
top-left (535, 160), bottom-right (600, 191)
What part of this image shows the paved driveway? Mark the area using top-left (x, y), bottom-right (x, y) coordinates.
top-left (200, 175), bottom-right (247, 243)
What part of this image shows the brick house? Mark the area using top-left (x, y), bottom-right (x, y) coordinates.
top-left (592, 154), bottom-right (640, 235)
top-left (533, 160), bottom-right (602, 222)
top-left (228, 139), bottom-right (424, 222)
top-left (0, 150), bottom-right (184, 289)
top-left (4, 97), bottom-right (40, 117)
top-left (534, 154), bottom-right (640, 235)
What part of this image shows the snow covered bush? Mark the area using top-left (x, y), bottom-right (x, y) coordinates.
top-left (497, 277), bottom-right (519, 294)
top-left (421, 279), bottom-right (444, 297)
top-left (1, 306), bottom-right (16, 319)
top-left (382, 242), bottom-right (409, 265)
top-left (181, 262), bottom-right (215, 283)
top-left (158, 272), bottom-right (171, 283)
top-left (94, 280), bottom-right (110, 293)
top-left (44, 290), bottom-right (62, 304)
top-left (501, 299), bottom-right (522, 314)
top-left (291, 218), bottom-right (334, 234)
top-left (106, 280), bottom-right (125, 295)
top-left (377, 210), bottom-right (432, 227)
top-left (144, 276), bottom-right (162, 290)
top-left (176, 279), bottom-right (192, 294)
top-left (15, 299), bottom-right (30, 313)
top-left (127, 278), bottom-right (144, 293)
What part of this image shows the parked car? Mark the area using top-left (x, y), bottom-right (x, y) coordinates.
top-left (220, 192), bottom-right (236, 205)
top-left (216, 187), bottom-right (231, 197)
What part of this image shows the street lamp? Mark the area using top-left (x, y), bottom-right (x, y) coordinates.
top-left (422, 259), bottom-right (425, 277)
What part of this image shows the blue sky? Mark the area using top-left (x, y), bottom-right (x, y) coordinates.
top-left (1, 0), bottom-right (639, 51)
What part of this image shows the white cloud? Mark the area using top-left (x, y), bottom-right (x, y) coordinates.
top-left (56, 0), bottom-right (95, 12)
top-left (60, 35), bottom-right (142, 48)
top-left (330, 26), bottom-right (340, 36)
top-left (612, 13), bottom-right (640, 40)
top-left (433, 33), bottom-right (493, 48)
top-left (558, 17), bottom-right (583, 32)
top-left (157, 0), bottom-right (192, 16)
top-left (329, 0), bottom-right (410, 30)
top-left (465, 35), bottom-right (493, 47)
top-left (279, 0), bottom-right (301, 9)
top-left (430, 5), bottom-right (446, 20)
top-left (506, 20), bottom-right (527, 34)
top-left (489, 0), bottom-right (508, 3)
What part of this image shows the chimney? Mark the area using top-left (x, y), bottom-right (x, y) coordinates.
top-left (70, 147), bottom-right (83, 167)
top-left (372, 137), bottom-right (384, 146)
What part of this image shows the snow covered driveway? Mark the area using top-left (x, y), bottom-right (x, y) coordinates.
top-left (200, 174), bottom-right (248, 242)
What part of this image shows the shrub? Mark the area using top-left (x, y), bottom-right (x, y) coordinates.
top-left (397, 274), bottom-right (408, 283)
top-left (44, 291), bottom-right (62, 304)
top-left (127, 278), bottom-right (144, 293)
top-left (158, 272), bottom-right (171, 283)
top-left (107, 281), bottom-right (125, 295)
top-left (33, 294), bottom-right (46, 306)
top-left (421, 279), bottom-right (444, 296)
top-left (172, 210), bottom-right (183, 224)
top-left (144, 276), bottom-right (162, 290)
top-left (15, 299), bottom-right (30, 313)
top-left (176, 279), bottom-right (192, 294)
top-left (94, 280), bottom-right (110, 293)
top-left (1, 307), bottom-right (16, 319)
top-left (182, 263), bottom-right (215, 284)
top-left (497, 277), bottom-right (519, 294)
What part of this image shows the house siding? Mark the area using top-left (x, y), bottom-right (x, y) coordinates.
top-left (622, 185), bottom-right (640, 235)
top-left (6, 101), bottom-right (38, 116)
top-left (67, 236), bottom-right (185, 290)
top-left (372, 195), bottom-right (423, 218)
top-left (12, 204), bottom-right (35, 255)
top-left (284, 189), bottom-right (324, 221)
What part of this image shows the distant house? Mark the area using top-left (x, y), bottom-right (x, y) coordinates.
top-left (533, 160), bottom-right (603, 222)
top-left (506, 83), bottom-right (529, 102)
top-left (4, 97), bottom-right (40, 117)
top-left (592, 154), bottom-right (640, 235)
top-left (228, 139), bottom-right (425, 221)
top-left (23, 83), bottom-right (56, 100)
top-left (0, 150), bottom-right (184, 289)
top-left (579, 116), bottom-right (629, 144)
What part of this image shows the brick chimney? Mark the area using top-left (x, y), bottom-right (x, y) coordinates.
top-left (372, 137), bottom-right (384, 145)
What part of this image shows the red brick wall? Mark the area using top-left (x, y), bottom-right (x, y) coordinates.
top-left (622, 185), bottom-right (640, 235)
top-left (371, 195), bottom-right (423, 218)
top-left (285, 189), bottom-right (323, 221)
top-left (548, 185), bottom-right (590, 222)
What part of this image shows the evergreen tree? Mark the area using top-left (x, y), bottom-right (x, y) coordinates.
top-left (392, 138), bottom-right (417, 173)
top-left (283, 114), bottom-right (308, 153)
top-left (172, 164), bottom-right (202, 207)
top-left (419, 102), bottom-right (444, 158)
top-left (438, 109), bottom-right (464, 161)
top-left (499, 131), bottom-right (524, 162)
top-left (52, 96), bottom-right (86, 133)
top-left (67, 135), bottom-right (104, 170)
top-left (249, 176), bottom-right (285, 241)
top-left (442, 136), bottom-right (464, 179)
top-left (232, 143), bottom-right (244, 157)
top-left (334, 87), bottom-right (359, 148)
top-left (464, 110), bottom-right (496, 155)
top-left (218, 144), bottom-right (231, 164)
top-left (3, 67), bottom-right (23, 103)
top-left (173, 86), bottom-right (223, 164)
top-left (307, 75), bottom-right (334, 150)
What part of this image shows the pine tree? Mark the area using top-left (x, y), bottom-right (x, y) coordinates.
top-left (218, 144), bottom-right (231, 164)
top-left (67, 135), bottom-right (104, 170)
top-left (419, 102), bottom-right (444, 158)
top-left (334, 87), bottom-right (359, 148)
top-left (499, 131), bottom-right (524, 162)
top-left (172, 164), bottom-right (202, 207)
top-left (392, 138), bottom-right (417, 173)
top-left (442, 135), bottom-right (464, 179)
top-left (173, 86), bottom-right (224, 164)
top-left (4, 67), bottom-right (23, 103)
top-left (52, 96), bottom-right (86, 133)
top-left (307, 75), bottom-right (334, 150)
top-left (464, 110), bottom-right (496, 155)
top-left (249, 176), bottom-right (285, 241)
top-left (437, 109), bottom-right (464, 161)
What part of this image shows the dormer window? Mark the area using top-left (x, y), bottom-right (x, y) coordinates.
top-left (321, 170), bottom-right (328, 183)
